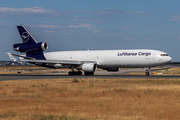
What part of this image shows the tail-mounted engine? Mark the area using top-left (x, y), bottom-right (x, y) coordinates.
top-left (13, 42), bottom-right (48, 53)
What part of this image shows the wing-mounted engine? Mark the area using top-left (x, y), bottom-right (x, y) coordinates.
top-left (82, 63), bottom-right (97, 72)
top-left (77, 63), bottom-right (97, 72)
top-left (13, 42), bottom-right (48, 53)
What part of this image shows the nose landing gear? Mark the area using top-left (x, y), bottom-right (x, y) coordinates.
top-left (145, 72), bottom-right (149, 76)
top-left (145, 67), bottom-right (150, 76)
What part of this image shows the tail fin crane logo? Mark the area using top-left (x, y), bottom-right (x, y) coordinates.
top-left (21, 32), bottom-right (29, 42)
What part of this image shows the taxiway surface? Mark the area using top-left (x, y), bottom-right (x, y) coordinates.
top-left (0, 73), bottom-right (180, 81)
top-left (0, 66), bottom-right (179, 81)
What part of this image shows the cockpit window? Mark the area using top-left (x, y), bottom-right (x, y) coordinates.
top-left (160, 54), bottom-right (169, 56)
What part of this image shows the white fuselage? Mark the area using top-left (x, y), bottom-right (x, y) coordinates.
top-left (43, 49), bottom-right (172, 68)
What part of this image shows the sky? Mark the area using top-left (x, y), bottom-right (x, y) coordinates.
top-left (0, 0), bottom-right (180, 61)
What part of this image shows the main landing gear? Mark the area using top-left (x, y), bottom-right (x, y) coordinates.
top-left (68, 66), bottom-right (95, 75)
top-left (68, 71), bottom-right (82, 75)
top-left (68, 66), bottom-right (82, 75)
top-left (84, 72), bottom-right (94, 75)
top-left (68, 71), bottom-right (95, 75)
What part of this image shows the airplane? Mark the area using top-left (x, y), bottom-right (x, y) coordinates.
top-left (8, 25), bottom-right (172, 76)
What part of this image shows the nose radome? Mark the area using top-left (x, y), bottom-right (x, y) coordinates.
top-left (169, 56), bottom-right (172, 62)
top-left (165, 56), bottom-right (172, 63)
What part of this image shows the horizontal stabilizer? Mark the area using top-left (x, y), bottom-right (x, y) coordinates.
top-left (11, 53), bottom-right (35, 60)
top-left (7, 52), bottom-right (16, 60)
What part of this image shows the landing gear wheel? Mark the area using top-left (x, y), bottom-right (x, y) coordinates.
top-left (68, 71), bottom-right (72, 75)
top-left (145, 72), bottom-right (149, 76)
top-left (84, 72), bottom-right (94, 75)
top-left (77, 71), bottom-right (82, 75)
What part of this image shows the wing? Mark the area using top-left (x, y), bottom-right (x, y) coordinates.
top-left (9, 53), bottom-right (80, 65)
top-left (20, 59), bottom-right (80, 65)
top-left (7, 53), bottom-right (98, 69)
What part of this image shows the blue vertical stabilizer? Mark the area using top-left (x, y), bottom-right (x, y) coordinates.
top-left (14, 26), bottom-right (47, 60)
top-left (17, 26), bottom-right (37, 44)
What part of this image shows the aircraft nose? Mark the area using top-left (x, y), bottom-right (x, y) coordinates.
top-left (168, 56), bottom-right (172, 62)
top-left (160, 56), bottom-right (172, 64)
top-left (164, 56), bottom-right (172, 63)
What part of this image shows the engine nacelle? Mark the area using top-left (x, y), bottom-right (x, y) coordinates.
top-left (13, 42), bottom-right (48, 53)
top-left (105, 68), bottom-right (119, 72)
top-left (80, 63), bottom-right (97, 72)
